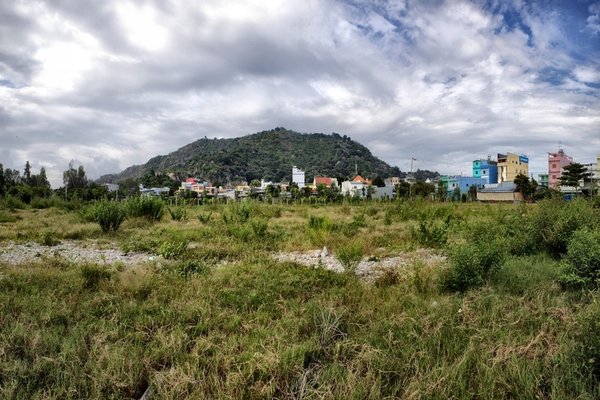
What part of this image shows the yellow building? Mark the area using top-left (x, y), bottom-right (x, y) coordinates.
top-left (497, 153), bottom-right (529, 182)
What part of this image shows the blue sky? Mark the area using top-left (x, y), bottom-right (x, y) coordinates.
top-left (0, 0), bottom-right (598, 186)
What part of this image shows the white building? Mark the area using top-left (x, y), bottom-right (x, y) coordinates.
top-left (292, 166), bottom-right (305, 188)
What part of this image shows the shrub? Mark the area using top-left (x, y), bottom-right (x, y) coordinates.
top-left (175, 260), bottom-right (209, 277)
top-left (413, 215), bottom-right (450, 248)
top-left (157, 240), bottom-right (187, 260)
top-left (250, 218), bottom-right (269, 238)
top-left (126, 196), bottom-right (164, 222)
top-left (307, 215), bottom-right (331, 231)
top-left (532, 198), bottom-right (599, 258)
top-left (559, 228), bottom-right (600, 289)
top-left (39, 230), bottom-right (60, 246)
top-left (336, 241), bottom-right (364, 274)
top-left (570, 299), bottom-right (600, 384)
top-left (167, 206), bottom-right (187, 221)
top-left (1, 195), bottom-right (26, 211)
top-left (443, 237), bottom-right (507, 292)
top-left (197, 212), bottom-right (212, 224)
top-left (81, 265), bottom-right (112, 290)
top-left (92, 201), bottom-right (126, 232)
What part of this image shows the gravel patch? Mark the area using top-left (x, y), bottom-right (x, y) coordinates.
top-left (0, 240), bottom-right (152, 266)
top-left (273, 247), bottom-right (446, 281)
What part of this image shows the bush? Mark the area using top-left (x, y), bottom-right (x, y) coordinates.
top-left (570, 299), bottom-right (600, 384)
top-left (532, 198), bottom-right (599, 258)
top-left (126, 196), bottom-right (164, 222)
top-left (250, 219), bottom-right (269, 238)
top-left (307, 215), bottom-right (331, 231)
top-left (39, 230), bottom-right (60, 246)
top-left (443, 237), bottom-right (507, 292)
top-left (1, 195), bottom-right (26, 211)
top-left (560, 228), bottom-right (600, 289)
top-left (413, 215), bottom-right (450, 248)
top-left (157, 240), bottom-right (187, 260)
top-left (81, 265), bottom-right (112, 290)
top-left (167, 206), bottom-right (187, 221)
top-left (175, 260), bottom-right (209, 277)
top-left (197, 212), bottom-right (212, 224)
top-left (336, 241), bottom-right (364, 274)
top-left (92, 201), bottom-right (126, 232)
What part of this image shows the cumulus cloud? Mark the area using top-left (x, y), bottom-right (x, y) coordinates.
top-left (0, 0), bottom-right (598, 186)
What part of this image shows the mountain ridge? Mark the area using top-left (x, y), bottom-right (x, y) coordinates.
top-left (99, 128), bottom-right (437, 185)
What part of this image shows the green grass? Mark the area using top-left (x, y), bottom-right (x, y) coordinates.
top-left (0, 200), bottom-right (599, 398)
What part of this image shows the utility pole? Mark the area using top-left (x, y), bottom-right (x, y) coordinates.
top-left (409, 157), bottom-right (416, 200)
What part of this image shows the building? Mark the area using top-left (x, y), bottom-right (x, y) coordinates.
top-left (472, 158), bottom-right (498, 184)
top-left (498, 153), bottom-right (529, 182)
top-left (548, 148), bottom-right (573, 189)
top-left (440, 175), bottom-right (486, 196)
top-left (477, 182), bottom-right (524, 203)
top-left (385, 177), bottom-right (401, 187)
top-left (313, 176), bottom-right (338, 189)
top-left (538, 173), bottom-right (549, 188)
top-left (292, 166), bottom-right (305, 188)
top-left (341, 177), bottom-right (367, 197)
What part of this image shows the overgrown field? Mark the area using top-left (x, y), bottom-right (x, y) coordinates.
top-left (1, 197), bottom-right (600, 399)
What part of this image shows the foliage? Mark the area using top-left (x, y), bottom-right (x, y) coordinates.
top-left (336, 241), bottom-right (364, 274)
top-left (560, 228), bottom-right (600, 289)
top-left (167, 206), bottom-right (187, 221)
top-left (443, 236), bottom-right (507, 292)
top-left (413, 215), bottom-right (451, 248)
top-left (174, 260), bottom-right (209, 277)
top-left (157, 240), bottom-right (187, 260)
top-left (531, 198), bottom-right (599, 258)
top-left (80, 264), bottom-right (112, 290)
top-left (102, 128), bottom-right (412, 185)
top-left (559, 162), bottom-right (591, 190)
top-left (125, 196), bottom-right (164, 222)
top-left (92, 201), bottom-right (126, 232)
top-left (197, 212), bottom-right (212, 224)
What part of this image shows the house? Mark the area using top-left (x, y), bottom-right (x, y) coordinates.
top-left (341, 177), bottom-right (367, 197)
top-left (477, 182), bottom-right (524, 203)
top-left (385, 177), bottom-right (401, 187)
top-left (139, 184), bottom-right (170, 197)
top-left (440, 175), bottom-right (486, 196)
top-left (312, 176), bottom-right (338, 189)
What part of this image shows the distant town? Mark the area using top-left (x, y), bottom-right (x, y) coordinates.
top-left (135, 148), bottom-right (600, 203)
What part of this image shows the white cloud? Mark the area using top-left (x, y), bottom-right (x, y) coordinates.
top-left (0, 0), bottom-right (598, 187)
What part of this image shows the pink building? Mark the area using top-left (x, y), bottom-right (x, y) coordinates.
top-left (548, 149), bottom-right (573, 189)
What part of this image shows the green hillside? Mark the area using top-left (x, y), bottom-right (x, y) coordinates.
top-left (99, 128), bottom-right (405, 185)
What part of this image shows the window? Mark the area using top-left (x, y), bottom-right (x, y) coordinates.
top-left (552, 163), bottom-right (556, 169)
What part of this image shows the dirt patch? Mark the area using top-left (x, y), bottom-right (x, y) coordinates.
top-left (273, 248), bottom-right (446, 281)
top-left (0, 240), bottom-right (152, 266)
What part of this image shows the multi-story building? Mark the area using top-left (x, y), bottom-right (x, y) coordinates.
top-left (498, 153), bottom-right (529, 183)
top-left (472, 158), bottom-right (498, 185)
top-left (292, 166), bottom-right (305, 188)
top-left (548, 149), bottom-right (573, 189)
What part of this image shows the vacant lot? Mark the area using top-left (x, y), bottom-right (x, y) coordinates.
top-left (1, 198), bottom-right (599, 399)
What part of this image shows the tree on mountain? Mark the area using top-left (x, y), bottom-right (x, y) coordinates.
top-left (559, 162), bottom-right (591, 196)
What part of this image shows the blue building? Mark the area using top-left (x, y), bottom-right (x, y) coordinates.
top-left (472, 158), bottom-right (498, 184)
top-left (441, 175), bottom-right (487, 197)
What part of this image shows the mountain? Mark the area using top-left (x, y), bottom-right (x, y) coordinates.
top-left (99, 127), bottom-right (412, 185)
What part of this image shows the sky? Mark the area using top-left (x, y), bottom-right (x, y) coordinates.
top-left (1, 0), bottom-right (599, 187)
